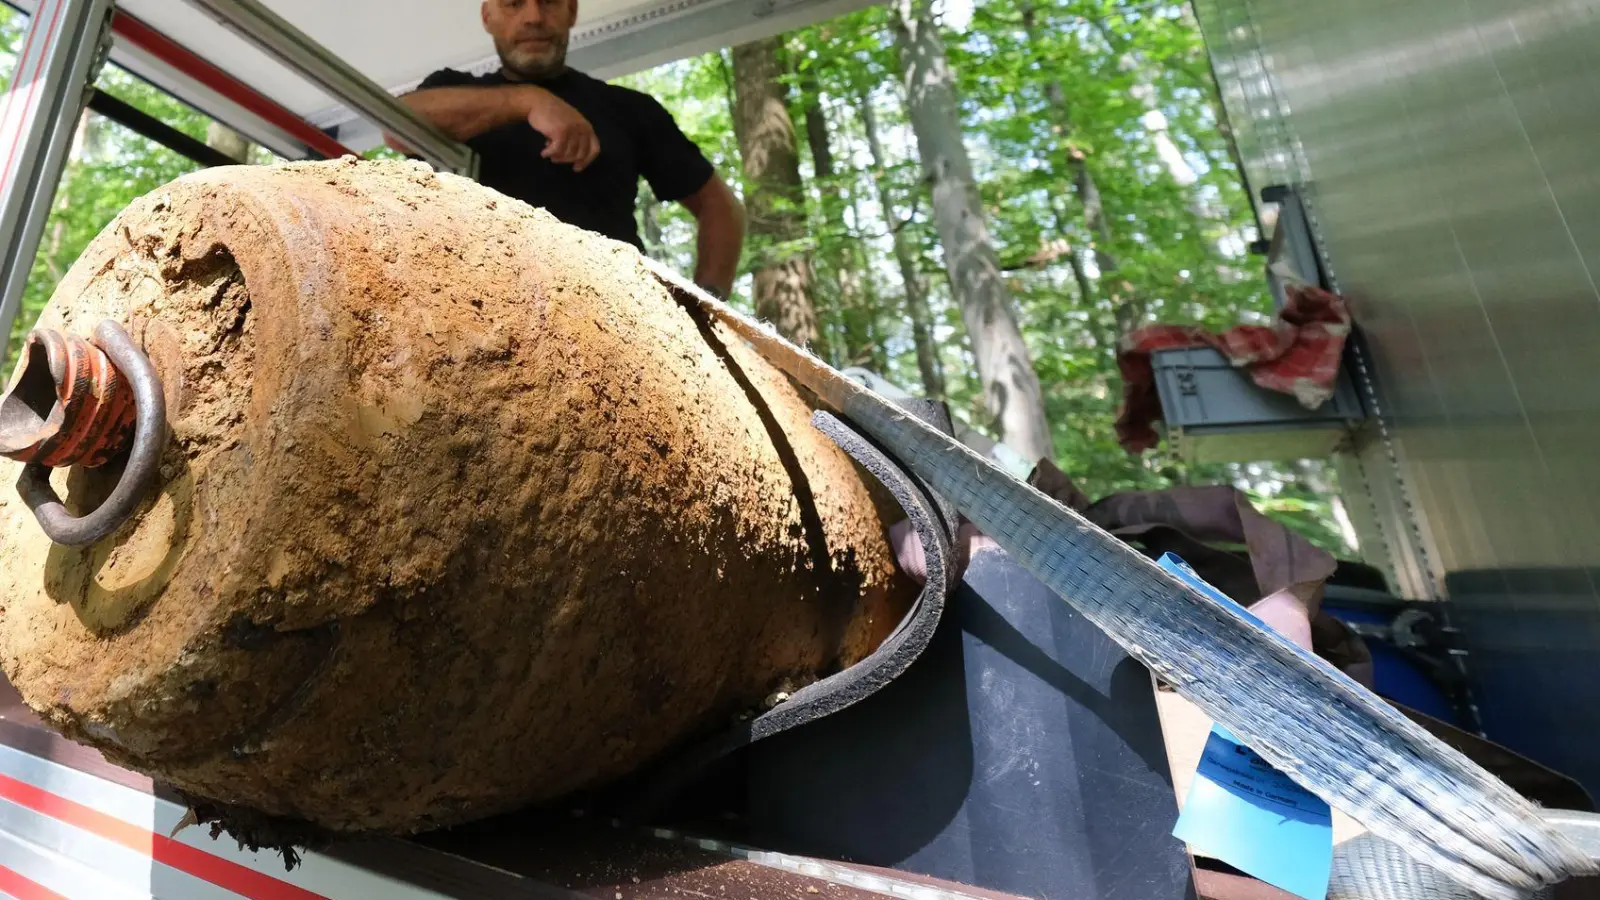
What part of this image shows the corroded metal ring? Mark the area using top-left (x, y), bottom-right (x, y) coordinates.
top-left (11, 321), bottom-right (167, 547)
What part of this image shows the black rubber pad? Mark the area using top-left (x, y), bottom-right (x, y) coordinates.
top-left (619, 408), bottom-right (954, 818)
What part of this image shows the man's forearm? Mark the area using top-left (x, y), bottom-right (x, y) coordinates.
top-left (684, 178), bottom-right (745, 296)
top-left (693, 214), bottom-right (742, 296)
top-left (400, 86), bottom-right (537, 143)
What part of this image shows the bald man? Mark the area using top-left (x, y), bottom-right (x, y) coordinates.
top-left (402, 0), bottom-right (745, 297)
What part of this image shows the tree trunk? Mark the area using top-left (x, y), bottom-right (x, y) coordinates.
top-left (1088, 16), bottom-right (1213, 223)
top-left (890, 0), bottom-right (1052, 460)
top-left (1047, 82), bottom-right (1117, 272)
top-left (800, 84), bottom-right (834, 182)
top-left (845, 179), bottom-right (887, 371)
top-left (1047, 71), bottom-right (1146, 336)
top-left (799, 76), bottom-right (874, 367)
top-left (731, 37), bottom-right (819, 347)
top-left (205, 122), bottom-right (251, 164)
top-left (859, 95), bottom-right (945, 400)
top-left (835, 246), bottom-right (875, 368)
top-left (1050, 199), bottom-right (1118, 362)
top-left (1019, 5), bottom-right (1144, 335)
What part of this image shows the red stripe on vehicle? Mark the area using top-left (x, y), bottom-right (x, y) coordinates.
top-left (109, 11), bottom-right (354, 160)
top-left (0, 0), bottom-right (72, 196)
top-left (0, 863), bottom-right (68, 900)
top-left (0, 773), bottom-right (328, 900)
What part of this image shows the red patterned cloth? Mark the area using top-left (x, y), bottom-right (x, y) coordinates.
top-left (1115, 284), bottom-right (1352, 453)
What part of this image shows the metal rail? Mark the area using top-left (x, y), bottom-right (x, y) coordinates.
top-left (179, 0), bottom-right (477, 176)
top-left (87, 89), bottom-right (239, 168)
top-left (0, 0), bottom-right (114, 375)
top-left (108, 8), bottom-right (353, 160)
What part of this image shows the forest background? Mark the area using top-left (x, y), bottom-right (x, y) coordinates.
top-left (0, 0), bottom-right (1354, 553)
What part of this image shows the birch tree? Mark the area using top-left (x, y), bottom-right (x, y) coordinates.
top-left (891, 0), bottom-right (1054, 463)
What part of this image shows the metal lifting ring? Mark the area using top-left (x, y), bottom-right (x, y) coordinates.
top-left (13, 321), bottom-right (167, 547)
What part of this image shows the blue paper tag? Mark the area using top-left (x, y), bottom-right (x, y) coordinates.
top-left (1159, 554), bottom-right (1333, 900)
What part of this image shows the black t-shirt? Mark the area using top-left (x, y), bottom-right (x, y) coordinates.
top-left (418, 67), bottom-right (714, 248)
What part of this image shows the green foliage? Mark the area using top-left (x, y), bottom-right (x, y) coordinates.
top-left (1250, 488), bottom-right (1351, 556)
top-left (627, 0), bottom-right (1351, 555)
top-left (944, 0), bottom-right (1262, 483)
top-left (0, 4), bottom-right (207, 358)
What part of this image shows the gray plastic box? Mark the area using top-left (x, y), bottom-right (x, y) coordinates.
top-left (1152, 345), bottom-right (1366, 463)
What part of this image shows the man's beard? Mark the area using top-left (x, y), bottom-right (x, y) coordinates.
top-left (498, 35), bottom-right (570, 81)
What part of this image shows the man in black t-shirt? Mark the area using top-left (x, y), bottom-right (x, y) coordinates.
top-left (401, 0), bottom-right (745, 297)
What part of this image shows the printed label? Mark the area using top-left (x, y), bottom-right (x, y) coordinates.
top-left (1199, 727), bottom-right (1327, 817)
top-left (1160, 553), bottom-right (1333, 900)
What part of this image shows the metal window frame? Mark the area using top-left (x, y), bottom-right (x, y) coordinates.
top-left (86, 87), bottom-right (240, 168)
top-left (0, 0), bottom-right (116, 374)
top-left (107, 6), bottom-right (352, 160)
top-left (0, 0), bottom-right (478, 373)
top-left (179, 0), bottom-right (476, 177)
top-left (0, 0), bottom-right (352, 187)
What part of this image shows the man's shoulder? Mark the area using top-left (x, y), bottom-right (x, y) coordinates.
top-left (578, 74), bottom-right (664, 112)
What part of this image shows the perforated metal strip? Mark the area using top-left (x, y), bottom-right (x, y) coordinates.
top-left (644, 258), bottom-right (1597, 900)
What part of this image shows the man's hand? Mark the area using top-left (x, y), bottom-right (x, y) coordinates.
top-left (525, 87), bottom-right (600, 172)
top-left (396, 84), bottom-right (600, 171)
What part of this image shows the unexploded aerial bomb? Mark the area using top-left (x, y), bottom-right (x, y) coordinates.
top-left (0, 159), bottom-right (908, 834)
